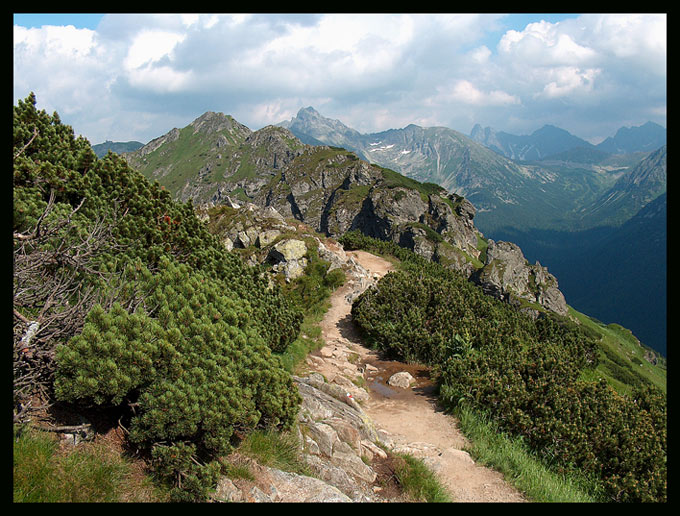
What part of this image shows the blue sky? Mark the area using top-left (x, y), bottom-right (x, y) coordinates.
top-left (12, 13), bottom-right (581, 34)
top-left (13, 13), bottom-right (105, 29)
top-left (13, 13), bottom-right (666, 145)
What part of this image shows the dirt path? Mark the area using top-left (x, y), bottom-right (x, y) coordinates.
top-left (314, 250), bottom-right (527, 503)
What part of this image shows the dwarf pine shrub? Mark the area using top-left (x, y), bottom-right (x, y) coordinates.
top-left (347, 232), bottom-right (666, 503)
top-left (14, 94), bottom-right (303, 500)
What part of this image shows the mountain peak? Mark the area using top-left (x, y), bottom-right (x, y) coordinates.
top-left (298, 106), bottom-right (321, 117)
top-left (596, 121), bottom-right (666, 154)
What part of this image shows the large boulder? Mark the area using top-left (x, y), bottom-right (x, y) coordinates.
top-left (268, 239), bottom-right (309, 281)
top-left (472, 240), bottom-right (568, 316)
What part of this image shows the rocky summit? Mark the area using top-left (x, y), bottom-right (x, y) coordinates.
top-left (127, 111), bottom-right (571, 317)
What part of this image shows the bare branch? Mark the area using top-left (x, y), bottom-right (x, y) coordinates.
top-left (14, 126), bottom-right (39, 159)
top-left (13, 197), bottom-right (136, 421)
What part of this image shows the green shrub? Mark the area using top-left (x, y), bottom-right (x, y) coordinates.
top-left (14, 94), bottom-right (304, 500)
top-left (345, 231), bottom-right (666, 503)
top-left (54, 258), bottom-right (301, 498)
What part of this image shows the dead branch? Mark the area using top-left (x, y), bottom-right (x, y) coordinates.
top-left (14, 126), bottom-right (39, 159)
top-left (13, 196), bottom-right (136, 422)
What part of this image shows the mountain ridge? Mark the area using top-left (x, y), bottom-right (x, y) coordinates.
top-left (277, 106), bottom-right (666, 234)
top-left (124, 110), bottom-right (570, 318)
top-left (276, 107), bottom-right (666, 356)
top-left (122, 107), bottom-right (666, 355)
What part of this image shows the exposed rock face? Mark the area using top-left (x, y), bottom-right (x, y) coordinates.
top-left (268, 239), bottom-right (309, 281)
top-left (247, 150), bottom-right (484, 279)
top-left (212, 373), bottom-right (389, 503)
top-left (472, 240), bottom-right (568, 317)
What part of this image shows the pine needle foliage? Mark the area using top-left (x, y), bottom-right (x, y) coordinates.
top-left (13, 94), bottom-right (303, 500)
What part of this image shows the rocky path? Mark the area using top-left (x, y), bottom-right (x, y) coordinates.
top-left (309, 250), bottom-right (527, 503)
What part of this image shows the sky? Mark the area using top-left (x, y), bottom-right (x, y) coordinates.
top-left (13, 13), bottom-right (666, 146)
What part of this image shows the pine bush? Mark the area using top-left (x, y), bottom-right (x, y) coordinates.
top-left (14, 94), bottom-right (303, 499)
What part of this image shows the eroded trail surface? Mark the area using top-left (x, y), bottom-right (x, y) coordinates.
top-left (312, 250), bottom-right (527, 503)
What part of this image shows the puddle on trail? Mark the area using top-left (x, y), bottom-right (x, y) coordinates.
top-left (364, 358), bottom-right (437, 401)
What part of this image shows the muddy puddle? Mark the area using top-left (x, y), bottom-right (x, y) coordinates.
top-left (363, 357), bottom-right (437, 401)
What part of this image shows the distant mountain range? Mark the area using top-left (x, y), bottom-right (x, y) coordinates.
top-left (107, 106), bottom-right (665, 355)
top-left (278, 107), bottom-right (666, 233)
top-left (469, 120), bottom-right (666, 161)
top-left (277, 107), bottom-right (666, 356)
top-left (92, 140), bottom-right (144, 157)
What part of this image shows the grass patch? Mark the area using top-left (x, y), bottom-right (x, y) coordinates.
top-left (453, 404), bottom-right (605, 503)
top-left (237, 429), bottom-right (310, 477)
top-left (569, 307), bottom-right (666, 395)
top-left (392, 453), bottom-right (452, 502)
top-left (278, 301), bottom-right (329, 372)
top-left (13, 425), bottom-right (165, 502)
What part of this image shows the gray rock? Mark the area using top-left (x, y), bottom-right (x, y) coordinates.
top-left (388, 371), bottom-right (416, 389)
top-left (270, 238), bottom-right (307, 262)
top-left (268, 239), bottom-right (309, 281)
top-left (473, 240), bottom-right (568, 316)
top-left (256, 229), bottom-right (281, 247)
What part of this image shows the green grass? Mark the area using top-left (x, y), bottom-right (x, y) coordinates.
top-left (453, 404), bottom-right (605, 503)
top-left (13, 425), bottom-right (165, 502)
top-left (392, 453), bottom-right (452, 502)
top-left (278, 300), bottom-right (329, 373)
top-left (569, 308), bottom-right (666, 395)
top-left (377, 165), bottom-right (447, 199)
top-left (237, 429), bottom-right (311, 476)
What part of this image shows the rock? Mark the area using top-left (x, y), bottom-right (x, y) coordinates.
top-left (212, 458), bottom-right (352, 503)
top-left (388, 371), bottom-right (416, 389)
top-left (268, 239), bottom-right (309, 281)
top-left (265, 468), bottom-right (352, 502)
top-left (290, 374), bottom-right (387, 499)
top-left (270, 238), bottom-right (307, 261)
top-left (472, 240), bottom-right (568, 316)
top-left (256, 229), bottom-right (281, 247)
top-left (221, 236), bottom-right (234, 252)
top-left (236, 230), bottom-right (251, 247)
top-left (213, 478), bottom-right (243, 502)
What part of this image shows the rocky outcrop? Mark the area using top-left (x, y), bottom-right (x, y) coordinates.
top-left (247, 149), bottom-right (484, 279)
top-left (472, 240), bottom-right (568, 317)
top-left (211, 372), bottom-right (391, 503)
top-left (267, 239), bottom-right (309, 281)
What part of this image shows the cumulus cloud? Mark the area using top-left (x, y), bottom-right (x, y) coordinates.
top-left (13, 13), bottom-right (666, 144)
top-left (430, 80), bottom-right (520, 106)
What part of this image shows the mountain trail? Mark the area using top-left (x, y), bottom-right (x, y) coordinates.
top-left (310, 250), bottom-right (527, 503)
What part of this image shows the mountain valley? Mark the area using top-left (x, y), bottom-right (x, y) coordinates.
top-left (274, 108), bottom-right (667, 355)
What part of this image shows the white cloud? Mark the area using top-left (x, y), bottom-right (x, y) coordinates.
top-left (124, 30), bottom-right (185, 69)
top-left (468, 45), bottom-right (492, 63)
top-left (430, 80), bottom-right (520, 106)
top-left (14, 24), bottom-right (98, 58)
top-left (13, 24), bottom-right (111, 118)
top-left (536, 66), bottom-right (601, 99)
top-left (12, 13), bottom-right (666, 144)
top-left (237, 14), bottom-right (414, 91)
top-left (121, 29), bottom-right (192, 93)
top-left (499, 20), bottom-right (597, 66)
